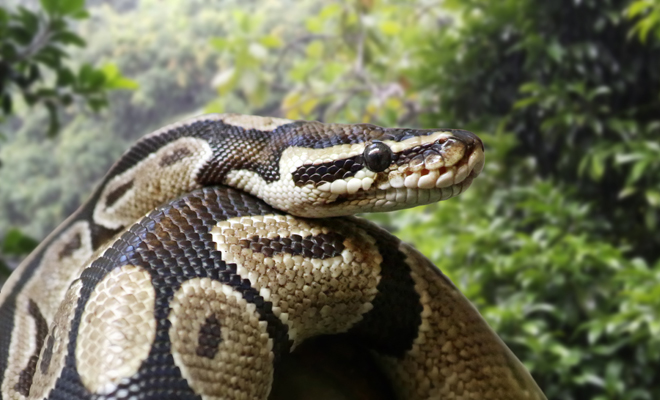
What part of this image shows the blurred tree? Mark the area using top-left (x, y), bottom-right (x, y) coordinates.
top-left (0, 0), bottom-right (135, 276)
top-left (0, 0), bottom-right (135, 139)
top-left (419, 0), bottom-right (660, 262)
top-left (205, 1), bottom-right (441, 126)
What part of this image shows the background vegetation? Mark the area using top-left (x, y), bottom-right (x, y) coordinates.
top-left (2, 0), bottom-right (660, 398)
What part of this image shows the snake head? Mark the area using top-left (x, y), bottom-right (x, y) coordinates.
top-left (205, 115), bottom-right (484, 217)
top-left (278, 123), bottom-right (485, 217)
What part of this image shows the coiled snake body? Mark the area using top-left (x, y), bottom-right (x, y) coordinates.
top-left (0, 114), bottom-right (546, 399)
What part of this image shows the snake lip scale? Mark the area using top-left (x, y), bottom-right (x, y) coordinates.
top-left (330, 144), bottom-right (484, 205)
top-left (0, 113), bottom-right (545, 400)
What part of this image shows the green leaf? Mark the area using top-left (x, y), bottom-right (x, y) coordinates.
top-left (618, 187), bottom-right (637, 199)
top-left (44, 101), bottom-right (59, 137)
top-left (305, 16), bottom-right (324, 34)
top-left (637, 18), bottom-right (657, 42)
top-left (590, 85), bottom-right (611, 98)
top-left (209, 37), bottom-right (228, 51)
top-left (69, 9), bottom-right (90, 19)
top-left (49, 19), bottom-right (67, 32)
top-left (77, 63), bottom-right (106, 91)
top-left (40, 0), bottom-right (85, 16)
top-left (1, 229), bottom-right (38, 255)
top-left (1, 94), bottom-right (12, 114)
top-left (56, 66), bottom-right (75, 86)
top-left (248, 42), bottom-right (267, 60)
top-left (629, 159), bottom-right (650, 184)
top-left (380, 20), bottom-right (402, 36)
top-left (85, 95), bottom-right (107, 111)
top-left (627, 1), bottom-right (651, 18)
top-left (212, 68), bottom-right (236, 95)
top-left (28, 64), bottom-right (40, 85)
top-left (34, 45), bottom-right (68, 68)
top-left (306, 40), bottom-right (324, 58)
top-left (99, 63), bottom-right (138, 90)
top-left (9, 25), bottom-right (35, 46)
top-left (0, 8), bottom-right (8, 27)
top-left (259, 35), bottom-right (282, 48)
top-left (105, 76), bottom-right (138, 90)
top-left (513, 96), bottom-right (539, 110)
top-left (646, 190), bottom-right (660, 207)
top-left (39, 0), bottom-right (60, 15)
top-left (231, 10), bottom-right (250, 33)
top-left (589, 154), bottom-right (606, 180)
top-left (320, 61), bottom-right (344, 82)
top-left (204, 98), bottom-right (224, 114)
top-left (17, 7), bottom-right (40, 35)
top-left (519, 82), bottom-right (541, 93)
top-left (52, 31), bottom-right (86, 47)
top-left (318, 3), bottom-right (341, 19)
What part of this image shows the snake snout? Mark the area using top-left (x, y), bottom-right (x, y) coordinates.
top-left (449, 129), bottom-right (484, 152)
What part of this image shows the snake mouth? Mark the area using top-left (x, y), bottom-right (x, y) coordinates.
top-left (329, 143), bottom-right (485, 209)
top-left (377, 143), bottom-right (484, 192)
top-left (290, 129), bottom-right (485, 215)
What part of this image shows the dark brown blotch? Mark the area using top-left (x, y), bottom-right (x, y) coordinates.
top-left (40, 327), bottom-right (56, 374)
top-left (105, 179), bottom-right (134, 208)
top-left (196, 314), bottom-right (223, 359)
top-left (159, 147), bottom-right (193, 167)
top-left (58, 233), bottom-right (81, 260)
top-left (239, 232), bottom-right (345, 260)
top-left (15, 299), bottom-right (48, 396)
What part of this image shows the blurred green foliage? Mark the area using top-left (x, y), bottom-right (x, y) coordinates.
top-left (1, 0), bottom-right (659, 398)
top-left (628, 0), bottom-right (660, 41)
top-left (0, 0), bottom-right (135, 138)
top-left (206, 1), bottom-right (435, 126)
top-left (0, 0), bottom-right (135, 271)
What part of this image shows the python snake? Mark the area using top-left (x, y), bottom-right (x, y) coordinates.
top-left (0, 114), bottom-right (546, 399)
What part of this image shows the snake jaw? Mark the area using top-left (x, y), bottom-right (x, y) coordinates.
top-left (283, 129), bottom-right (485, 217)
top-left (376, 140), bottom-right (483, 192)
top-left (315, 143), bottom-right (484, 215)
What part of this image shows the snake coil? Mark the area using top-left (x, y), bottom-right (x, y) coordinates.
top-left (0, 114), bottom-right (545, 399)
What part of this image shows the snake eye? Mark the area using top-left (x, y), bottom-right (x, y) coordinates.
top-left (363, 141), bottom-right (392, 172)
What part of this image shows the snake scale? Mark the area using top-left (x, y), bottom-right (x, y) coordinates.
top-left (0, 114), bottom-right (546, 399)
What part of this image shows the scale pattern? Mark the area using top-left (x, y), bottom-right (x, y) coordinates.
top-left (0, 113), bottom-right (545, 400)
